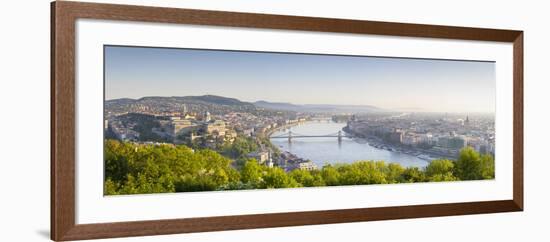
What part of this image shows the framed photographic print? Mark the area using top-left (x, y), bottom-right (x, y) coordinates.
top-left (51, 1), bottom-right (523, 241)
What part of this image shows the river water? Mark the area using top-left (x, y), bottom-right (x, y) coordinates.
top-left (270, 121), bottom-right (429, 168)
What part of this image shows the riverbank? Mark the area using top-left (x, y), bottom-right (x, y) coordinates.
top-left (263, 120), bottom-right (306, 138)
top-left (342, 126), bottom-right (456, 161)
top-left (271, 121), bottom-right (430, 168)
top-left (262, 120), bottom-right (319, 171)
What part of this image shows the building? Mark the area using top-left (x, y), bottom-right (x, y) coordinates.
top-left (247, 151), bottom-right (269, 164)
top-left (224, 129), bottom-right (238, 143)
top-left (242, 128), bottom-right (254, 137)
top-left (402, 132), bottom-right (435, 146)
top-left (402, 133), bottom-right (419, 146)
top-left (467, 138), bottom-right (492, 154)
top-left (112, 127), bottom-right (139, 141)
top-left (418, 133), bottom-right (434, 144)
top-left (266, 158), bottom-right (274, 168)
top-left (182, 104), bottom-right (187, 114)
top-left (204, 111), bottom-right (211, 122)
top-left (205, 120), bottom-right (226, 137)
top-left (437, 135), bottom-right (467, 150)
top-left (388, 130), bottom-right (403, 144)
top-left (184, 113), bottom-right (196, 120)
top-left (170, 118), bottom-right (198, 137)
top-left (296, 161), bottom-right (317, 171)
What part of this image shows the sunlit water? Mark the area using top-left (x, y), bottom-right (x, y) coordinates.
top-left (270, 121), bottom-right (429, 168)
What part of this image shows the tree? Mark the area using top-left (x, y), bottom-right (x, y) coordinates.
top-left (104, 139), bottom-right (131, 182)
top-left (220, 136), bottom-right (258, 159)
top-left (321, 165), bottom-right (340, 186)
top-left (105, 139), bottom-right (239, 194)
top-left (454, 147), bottom-right (493, 180)
top-left (104, 179), bottom-right (120, 195)
top-left (240, 159), bottom-right (263, 185)
top-left (289, 169), bottom-right (325, 187)
top-left (337, 161), bottom-right (387, 185)
top-left (480, 154), bottom-right (495, 179)
top-left (429, 173), bottom-right (459, 182)
top-left (261, 167), bottom-right (299, 188)
top-left (385, 163), bottom-right (405, 183)
top-left (103, 139), bottom-right (495, 195)
top-left (425, 159), bottom-right (457, 182)
top-left (402, 167), bottom-right (426, 182)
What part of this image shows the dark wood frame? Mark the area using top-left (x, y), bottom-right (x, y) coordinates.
top-left (51, 1), bottom-right (523, 241)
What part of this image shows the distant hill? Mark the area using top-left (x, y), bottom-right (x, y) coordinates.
top-left (254, 101), bottom-right (303, 111)
top-left (107, 95), bottom-right (254, 107)
top-left (137, 95), bottom-right (251, 106)
top-left (180, 95), bottom-right (249, 106)
top-left (254, 100), bottom-right (383, 113)
top-left (105, 95), bottom-right (261, 115)
top-left (105, 95), bottom-right (383, 114)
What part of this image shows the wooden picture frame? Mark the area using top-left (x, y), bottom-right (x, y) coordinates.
top-left (51, 1), bottom-right (523, 241)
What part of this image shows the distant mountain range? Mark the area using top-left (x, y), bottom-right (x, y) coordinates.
top-left (253, 101), bottom-right (303, 111)
top-left (254, 100), bottom-right (383, 113)
top-left (106, 95), bottom-right (384, 113)
top-left (106, 95), bottom-right (254, 107)
top-left (105, 95), bottom-right (259, 115)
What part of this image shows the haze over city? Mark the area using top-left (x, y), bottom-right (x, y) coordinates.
top-left (105, 45), bottom-right (496, 113)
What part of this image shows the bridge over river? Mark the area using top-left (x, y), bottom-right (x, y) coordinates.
top-left (270, 130), bottom-right (352, 142)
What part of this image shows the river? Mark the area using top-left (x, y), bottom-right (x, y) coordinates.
top-left (270, 121), bottom-right (429, 168)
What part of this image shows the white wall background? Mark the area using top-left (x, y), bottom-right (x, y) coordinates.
top-left (0, 0), bottom-right (547, 241)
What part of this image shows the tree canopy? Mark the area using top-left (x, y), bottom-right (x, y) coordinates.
top-left (104, 139), bottom-right (494, 195)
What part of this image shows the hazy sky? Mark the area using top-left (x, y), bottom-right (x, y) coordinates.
top-left (105, 46), bottom-right (495, 113)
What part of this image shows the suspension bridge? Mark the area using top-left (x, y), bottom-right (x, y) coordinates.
top-left (270, 130), bottom-right (352, 142)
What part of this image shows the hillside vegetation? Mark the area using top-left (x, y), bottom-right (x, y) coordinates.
top-left (104, 139), bottom-right (494, 195)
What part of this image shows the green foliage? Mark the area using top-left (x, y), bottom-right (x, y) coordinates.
top-left (425, 159), bottom-right (458, 181)
top-left (480, 154), bottom-right (495, 179)
top-left (321, 165), bottom-right (341, 186)
top-left (104, 178), bottom-right (120, 195)
top-left (105, 139), bottom-right (237, 194)
top-left (454, 147), bottom-right (495, 180)
top-left (104, 140), bottom-right (130, 182)
top-left (402, 167), bottom-right (427, 182)
top-left (240, 159), bottom-right (263, 185)
top-left (429, 173), bottom-right (459, 182)
top-left (104, 140), bottom-right (495, 195)
top-left (261, 167), bottom-right (299, 188)
top-left (309, 171), bottom-right (326, 187)
top-left (289, 169), bottom-right (325, 187)
top-left (337, 161), bottom-right (388, 185)
top-left (385, 163), bottom-right (406, 183)
top-left (219, 136), bottom-right (259, 159)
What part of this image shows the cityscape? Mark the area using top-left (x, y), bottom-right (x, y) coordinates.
top-left (103, 46), bottom-right (496, 195)
top-left (105, 96), bottom-right (494, 172)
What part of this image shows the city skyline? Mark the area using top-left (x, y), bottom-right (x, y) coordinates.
top-left (105, 45), bottom-right (496, 113)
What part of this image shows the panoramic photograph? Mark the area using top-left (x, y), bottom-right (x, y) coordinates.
top-left (103, 45), bottom-right (496, 195)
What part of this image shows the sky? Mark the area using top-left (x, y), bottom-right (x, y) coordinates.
top-left (104, 45), bottom-right (496, 113)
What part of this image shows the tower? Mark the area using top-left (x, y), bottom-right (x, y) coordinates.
top-left (204, 111), bottom-right (211, 122)
top-left (182, 104), bottom-right (187, 114)
top-left (288, 130), bottom-right (292, 143)
top-left (267, 150), bottom-right (274, 168)
top-left (465, 115), bottom-right (470, 126)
